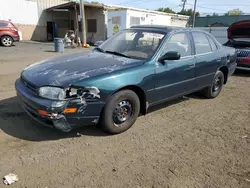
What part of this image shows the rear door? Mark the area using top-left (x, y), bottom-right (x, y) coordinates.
top-left (192, 31), bottom-right (220, 88)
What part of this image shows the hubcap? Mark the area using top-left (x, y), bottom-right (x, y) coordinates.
top-left (113, 100), bottom-right (133, 126)
top-left (213, 76), bottom-right (222, 92)
top-left (3, 37), bottom-right (12, 46)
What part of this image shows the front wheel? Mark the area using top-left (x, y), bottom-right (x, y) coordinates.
top-left (202, 70), bottom-right (224, 99)
top-left (101, 90), bottom-right (140, 134)
top-left (1, 36), bottom-right (13, 47)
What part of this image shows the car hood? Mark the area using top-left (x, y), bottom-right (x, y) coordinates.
top-left (228, 20), bottom-right (250, 40)
top-left (22, 51), bottom-right (145, 87)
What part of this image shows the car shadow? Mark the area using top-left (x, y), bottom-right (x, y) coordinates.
top-left (147, 96), bottom-right (190, 114)
top-left (0, 97), bottom-right (109, 142)
top-left (0, 44), bottom-right (16, 47)
top-left (233, 69), bottom-right (249, 77)
top-left (0, 94), bottom-right (201, 142)
top-left (44, 50), bottom-right (56, 53)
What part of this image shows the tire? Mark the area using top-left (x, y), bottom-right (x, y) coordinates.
top-left (101, 90), bottom-right (140, 134)
top-left (1, 36), bottom-right (13, 47)
top-left (202, 70), bottom-right (225, 99)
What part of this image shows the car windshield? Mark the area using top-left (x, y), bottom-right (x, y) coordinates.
top-left (98, 29), bottom-right (166, 60)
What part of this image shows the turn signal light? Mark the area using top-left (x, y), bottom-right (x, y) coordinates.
top-left (63, 108), bottom-right (77, 113)
top-left (38, 109), bottom-right (49, 116)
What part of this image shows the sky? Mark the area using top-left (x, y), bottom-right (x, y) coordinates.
top-left (98, 0), bottom-right (250, 15)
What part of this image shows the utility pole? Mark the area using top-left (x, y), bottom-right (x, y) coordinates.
top-left (181, 0), bottom-right (187, 13)
top-left (192, 0), bottom-right (197, 28)
top-left (80, 0), bottom-right (86, 45)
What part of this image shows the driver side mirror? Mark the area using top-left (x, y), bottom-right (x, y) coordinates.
top-left (158, 51), bottom-right (181, 63)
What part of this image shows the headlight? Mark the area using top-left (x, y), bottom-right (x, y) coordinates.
top-left (38, 87), bottom-right (66, 100)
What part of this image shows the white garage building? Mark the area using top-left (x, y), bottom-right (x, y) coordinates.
top-left (0, 0), bottom-right (189, 42)
top-left (107, 7), bottom-right (189, 38)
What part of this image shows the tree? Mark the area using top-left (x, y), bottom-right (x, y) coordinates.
top-left (212, 13), bottom-right (219, 16)
top-left (178, 9), bottom-right (200, 17)
top-left (225, 9), bottom-right (244, 16)
top-left (156, 7), bottom-right (176, 14)
top-left (156, 7), bottom-right (200, 17)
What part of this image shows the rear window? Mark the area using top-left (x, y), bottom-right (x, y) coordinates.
top-left (207, 35), bottom-right (218, 51)
top-left (0, 22), bottom-right (8, 27)
top-left (192, 32), bottom-right (212, 55)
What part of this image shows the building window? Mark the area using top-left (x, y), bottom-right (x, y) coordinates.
top-left (78, 21), bottom-right (82, 32)
top-left (87, 19), bottom-right (97, 33)
top-left (112, 16), bottom-right (121, 25)
top-left (130, 16), bottom-right (140, 26)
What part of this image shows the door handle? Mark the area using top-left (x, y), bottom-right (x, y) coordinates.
top-left (189, 63), bottom-right (195, 68)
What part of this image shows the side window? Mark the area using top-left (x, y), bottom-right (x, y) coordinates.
top-left (192, 32), bottom-right (212, 54)
top-left (207, 35), bottom-right (218, 51)
top-left (0, 22), bottom-right (8, 27)
top-left (161, 32), bottom-right (191, 58)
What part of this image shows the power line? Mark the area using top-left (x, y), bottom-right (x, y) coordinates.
top-left (198, 4), bottom-right (250, 7)
top-left (186, 3), bottom-right (228, 12)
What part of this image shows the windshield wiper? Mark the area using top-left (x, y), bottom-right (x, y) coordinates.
top-left (94, 47), bottom-right (105, 53)
top-left (105, 51), bottom-right (131, 58)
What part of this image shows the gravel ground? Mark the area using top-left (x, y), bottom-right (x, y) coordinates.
top-left (0, 42), bottom-right (249, 188)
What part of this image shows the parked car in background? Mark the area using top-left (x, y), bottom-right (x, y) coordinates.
top-left (0, 20), bottom-right (19, 47)
top-left (224, 20), bottom-right (250, 70)
top-left (15, 26), bottom-right (237, 134)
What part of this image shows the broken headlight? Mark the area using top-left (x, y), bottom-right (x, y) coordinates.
top-left (67, 87), bottom-right (100, 99)
top-left (38, 87), bottom-right (66, 100)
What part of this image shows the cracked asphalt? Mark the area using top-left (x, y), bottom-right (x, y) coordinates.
top-left (0, 42), bottom-right (249, 188)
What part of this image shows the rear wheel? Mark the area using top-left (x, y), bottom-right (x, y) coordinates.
top-left (1, 36), bottom-right (13, 47)
top-left (101, 90), bottom-right (140, 134)
top-left (202, 70), bottom-right (224, 98)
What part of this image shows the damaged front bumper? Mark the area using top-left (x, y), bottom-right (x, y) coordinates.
top-left (15, 78), bottom-right (105, 132)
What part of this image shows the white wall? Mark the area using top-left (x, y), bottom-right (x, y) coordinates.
top-left (0, 0), bottom-right (69, 25)
top-left (171, 18), bottom-right (188, 27)
top-left (0, 0), bottom-right (71, 40)
top-left (107, 10), bottom-right (127, 38)
top-left (107, 10), bottom-right (175, 37)
top-left (126, 10), bottom-right (172, 27)
top-left (0, 0), bottom-right (39, 25)
top-left (197, 27), bottom-right (228, 44)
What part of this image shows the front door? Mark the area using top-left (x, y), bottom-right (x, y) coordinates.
top-left (153, 32), bottom-right (196, 103)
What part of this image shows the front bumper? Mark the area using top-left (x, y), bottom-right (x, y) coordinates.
top-left (15, 78), bottom-right (105, 132)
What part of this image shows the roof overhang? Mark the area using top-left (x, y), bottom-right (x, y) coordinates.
top-left (46, 2), bottom-right (104, 12)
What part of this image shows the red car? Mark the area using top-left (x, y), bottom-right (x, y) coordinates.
top-left (224, 20), bottom-right (250, 70)
top-left (0, 20), bottom-right (20, 47)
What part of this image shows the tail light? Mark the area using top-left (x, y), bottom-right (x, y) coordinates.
top-left (239, 57), bottom-right (250, 64)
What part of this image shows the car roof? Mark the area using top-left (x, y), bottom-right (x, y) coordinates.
top-left (0, 20), bottom-right (10, 23)
top-left (130, 25), bottom-right (207, 34)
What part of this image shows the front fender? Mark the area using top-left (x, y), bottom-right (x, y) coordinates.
top-left (71, 64), bottom-right (155, 101)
